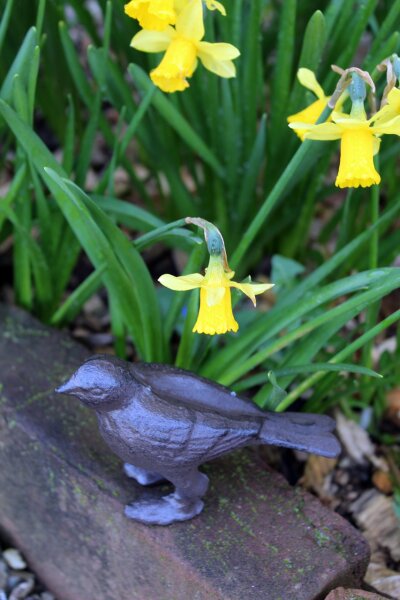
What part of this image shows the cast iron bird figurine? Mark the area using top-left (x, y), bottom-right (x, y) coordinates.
top-left (56, 355), bottom-right (340, 526)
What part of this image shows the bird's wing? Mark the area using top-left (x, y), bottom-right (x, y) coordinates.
top-left (130, 362), bottom-right (265, 418)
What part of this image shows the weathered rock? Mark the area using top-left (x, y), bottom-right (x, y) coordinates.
top-left (324, 587), bottom-right (387, 599)
top-left (0, 305), bottom-right (370, 600)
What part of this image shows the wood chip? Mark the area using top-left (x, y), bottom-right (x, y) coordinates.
top-left (335, 412), bottom-right (387, 470)
top-left (365, 558), bottom-right (400, 599)
top-left (300, 455), bottom-right (338, 500)
top-left (386, 388), bottom-right (400, 427)
top-left (335, 412), bottom-right (375, 465)
top-left (372, 470), bottom-right (393, 495)
top-left (9, 577), bottom-right (34, 600)
top-left (350, 490), bottom-right (400, 561)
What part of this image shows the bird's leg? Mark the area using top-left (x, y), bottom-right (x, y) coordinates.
top-left (123, 463), bottom-right (165, 486)
top-left (124, 469), bottom-right (209, 526)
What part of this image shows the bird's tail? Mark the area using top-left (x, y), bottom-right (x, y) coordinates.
top-left (259, 412), bottom-right (340, 458)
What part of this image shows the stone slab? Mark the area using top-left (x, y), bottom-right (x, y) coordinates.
top-left (324, 587), bottom-right (388, 599)
top-left (0, 305), bottom-right (370, 600)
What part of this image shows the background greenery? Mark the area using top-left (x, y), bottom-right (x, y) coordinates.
top-left (0, 0), bottom-right (399, 431)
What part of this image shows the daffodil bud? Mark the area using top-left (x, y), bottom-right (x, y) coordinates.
top-left (185, 217), bottom-right (226, 259)
top-left (393, 54), bottom-right (400, 82)
top-left (349, 72), bottom-right (366, 104)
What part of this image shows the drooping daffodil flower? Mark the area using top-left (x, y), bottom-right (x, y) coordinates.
top-left (159, 255), bottom-right (273, 335)
top-left (290, 105), bottom-right (400, 188)
top-left (130, 0), bottom-right (240, 92)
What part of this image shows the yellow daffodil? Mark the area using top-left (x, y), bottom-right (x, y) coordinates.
top-left (289, 106), bottom-right (400, 188)
top-left (374, 87), bottom-right (400, 123)
top-left (130, 0), bottom-right (239, 93)
top-left (159, 255), bottom-right (273, 335)
top-left (287, 69), bottom-right (331, 141)
top-left (124, 0), bottom-right (177, 31)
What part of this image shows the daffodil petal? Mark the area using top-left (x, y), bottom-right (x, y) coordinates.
top-left (205, 0), bottom-right (226, 15)
top-left (297, 68), bottom-right (325, 100)
top-left (197, 42), bottom-right (239, 77)
top-left (198, 55), bottom-right (236, 77)
top-left (371, 115), bottom-right (400, 136)
top-left (158, 273), bottom-right (204, 290)
top-left (370, 88), bottom-right (400, 124)
top-left (130, 28), bottom-right (174, 53)
top-left (176, 0), bottom-right (204, 41)
top-left (290, 122), bottom-right (341, 141)
top-left (373, 136), bottom-right (381, 156)
top-left (174, 0), bottom-right (187, 12)
top-left (230, 281), bottom-right (274, 306)
top-left (197, 41), bottom-right (240, 61)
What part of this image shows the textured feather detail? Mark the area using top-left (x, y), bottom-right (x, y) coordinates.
top-left (259, 412), bottom-right (340, 458)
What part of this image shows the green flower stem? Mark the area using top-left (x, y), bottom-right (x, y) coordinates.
top-left (282, 151), bottom-right (332, 258)
top-left (231, 105), bottom-right (332, 270)
top-left (369, 176), bottom-right (380, 271)
top-left (361, 169), bottom-right (380, 387)
top-left (35, 0), bottom-right (46, 40)
top-left (335, 188), bottom-right (353, 251)
top-left (175, 290), bottom-right (199, 369)
top-left (275, 308), bottom-right (400, 412)
top-left (134, 218), bottom-right (187, 250)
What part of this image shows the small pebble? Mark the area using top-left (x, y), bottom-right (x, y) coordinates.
top-left (9, 577), bottom-right (34, 600)
top-left (3, 549), bottom-right (27, 570)
top-left (0, 560), bottom-right (7, 589)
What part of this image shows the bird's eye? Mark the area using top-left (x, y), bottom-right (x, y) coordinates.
top-left (91, 387), bottom-right (104, 397)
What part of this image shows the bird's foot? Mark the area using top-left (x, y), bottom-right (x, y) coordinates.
top-left (124, 493), bottom-right (204, 526)
top-left (123, 463), bottom-right (165, 486)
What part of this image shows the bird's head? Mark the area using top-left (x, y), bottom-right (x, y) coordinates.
top-left (55, 355), bottom-right (133, 410)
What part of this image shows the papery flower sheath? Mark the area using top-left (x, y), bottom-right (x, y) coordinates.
top-left (130, 0), bottom-right (239, 92)
top-left (159, 255), bottom-right (273, 335)
top-left (289, 106), bottom-right (400, 188)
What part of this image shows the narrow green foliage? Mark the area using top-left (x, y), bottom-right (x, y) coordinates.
top-left (129, 65), bottom-right (224, 177)
top-left (1, 0), bottom-right (400, 419)
top-left (0, 0), bottom-right (15, 55)
top-left (270, 0), bottom-right (297, 144)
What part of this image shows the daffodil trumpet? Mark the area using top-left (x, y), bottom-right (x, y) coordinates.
top-left (130, 0), bottom-right (239, 93)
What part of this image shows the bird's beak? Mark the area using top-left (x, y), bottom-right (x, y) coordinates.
top-left (55, 377), bottom-right (77, 396)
